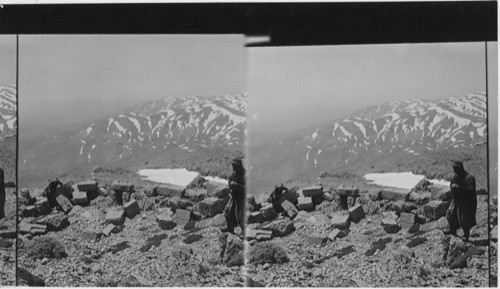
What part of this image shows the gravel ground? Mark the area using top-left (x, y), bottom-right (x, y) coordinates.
top-left (0, 188), bottom-right (16, 286)
top-left (245, 196), bottom-right (490, 287)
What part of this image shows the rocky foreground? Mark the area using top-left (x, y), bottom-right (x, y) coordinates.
top-left (17, 178), bottom-right (250, 287)
top-left (15, 176), bottom-right (497, 287)
top-left (245, 183), bottom-right (495, 287)
top-left (0, 186), bottom-right (16, 286)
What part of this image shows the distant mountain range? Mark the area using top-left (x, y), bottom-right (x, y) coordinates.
top-left (0, 85), bottom-right (17, 182)
top-left (0, 85), bottom-right (17, 139)
top-left (19, 93), bottom-right (246, 185)
top-left (249, 93), bottom-right (487, 191)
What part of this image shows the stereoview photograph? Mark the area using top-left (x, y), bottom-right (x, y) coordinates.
top-left (0, 34), bottom-right (17, 287)
top-left (245, 42), bottom-right (495, 287)
top-left (17, 35), bottom-right (248, 287)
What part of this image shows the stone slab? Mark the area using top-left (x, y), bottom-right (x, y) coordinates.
top-left (77, 181), bottom-right (98, 192)
top-left (123, 200), bottom-right (141, 219)
top-left (301, 186), bottom-right (324, 197)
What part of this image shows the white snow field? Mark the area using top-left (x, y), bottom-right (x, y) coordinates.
top-left (364, 172), bottom-right (450, 190)
top-left (138, 168), bottom-right (228, 186)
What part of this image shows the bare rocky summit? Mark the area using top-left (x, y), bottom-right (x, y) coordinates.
top-left (245, 183), bottom-right (491, 287)
top-left (17, 175), bottom-right (248, 287)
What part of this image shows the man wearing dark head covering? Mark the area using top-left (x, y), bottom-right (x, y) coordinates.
top-left (444, 161), bottom-right (477, 241)
top-left (0, 168), bottom-right (5, 220)
top-left (44, 178), bottom-right (63, 208)
top-left (221, 158), bottom-right (246, 234)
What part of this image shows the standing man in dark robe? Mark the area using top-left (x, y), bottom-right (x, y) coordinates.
top-left (221, 158), bottom-right (246, 234)
top-left (444, 161), bottom-right (477, 241)
top-left (0, 168), bottom-right (5, 220)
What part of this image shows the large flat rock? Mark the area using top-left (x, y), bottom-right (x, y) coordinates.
top-left (77, 181), bottom-right (98, 192)
top-left (380, 187), bottom-right (411, 201)
top-left (156, 184), bottom-right (186, 198)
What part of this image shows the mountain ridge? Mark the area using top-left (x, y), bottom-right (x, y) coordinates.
top-left (249, 92), bottom-right (487, 192)
top-left (19, 93), bottom-right (247, 186)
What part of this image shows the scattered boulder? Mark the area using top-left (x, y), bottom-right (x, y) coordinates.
top-left (408, 191), bottom-right (432, 204)
top-left (381, 218), bottom-right (401, 234)
top-left (81, 228), bottom-right (101, 241)
top-left (330, 212), bottom-right (351, 230)
top-left (156, 214), bottom-right (176, 230)
top-left (19, 223), bottom-right (47, 236)
top-left (248, 241), bottom-right (289, 264)
top-left (281, 200), bottom-right (299, 218)
top-left (380, 188), bottom-right (410, 201)
top-left (348, 204), bottom-right (365, 223)
top-left (277, 189), bottom-right (299, 206)
top-left (264, 219), bottom-right (295, 237)
top-left (111, 181), bottom-right (134, 193)
top-left (248, 211), bottom-right (265, 224)
top-left (77, 181), bottom-right (98, 192)
top-left (123, 200), bottom-right (141, 219)
top-left (56, 194), bottom-right (73, 214)
top-left (398, 212), bottom-right (415, 230)
top-left (106, 208), bottom-right (125, 226)
top-left (72, 190), bottom-right (88, 206)
top-left (328, 229), bottom-right (342, 241)
top-left (35, 198), bottom-right (51, 215)
top-left (421, 216), bottom-right (449, 232)
top-left (219, 233), bottom-right (244, 266)
top-left (307, 233), bottom-right (328, 246)
top-left (184, 188), bottom-right (207, 200)
top-left (206, 182), bottom-right (230, 198)
top-left (368, 189), bottom-right (382, 201)
top-left (199, 197), bottom-right (230, 217)
top-left (490, 226), bottom-right (497, 242)
top-left (102, 224), bottom-right (119, 237)
top-left (436, 188), bottom-right (453, 202)
top-left (38, 213), bottom-right (69, 232)
top-left (298, 196), bottom-right (314, 211)
top-left (247, 229), bottom-right (273, 241)
top-left (423, 200), bottom-right (449, 221)
top-left (175, 209), bottom-right (192, 227)
top-left (336, 185), bottom-right (360, 197)
top-left (260, 204), bottom-right (277, 220)
top-left (413, 179), bottom-right (431, 191)
top-left (156, 184), bottom-right (185, 198)
top-left (441, 235), bottom-right (472, 267)
top-left (301, 186), bottom-right (323, 197)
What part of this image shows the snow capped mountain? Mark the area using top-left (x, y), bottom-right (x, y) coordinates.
top-left (0, 85), bottom-right (17, 139)
top-left (20, 93), bottom-right (246, 183)
top-left (249, 93), bottom-right (487, 188)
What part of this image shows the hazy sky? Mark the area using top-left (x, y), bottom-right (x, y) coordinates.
top-left (248, 42), bottom-right (494, 142)
top-left (20, 35), bottom-right (247, 130)
top-left (0, 35), bottom-right (16, 85)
